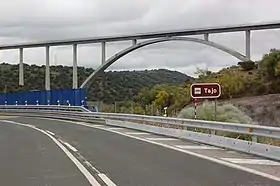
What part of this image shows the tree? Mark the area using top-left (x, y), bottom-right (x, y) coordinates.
top-left (238, 61), bottom-right (257, 71)
top-left (154, 91), bottom-right (170, 109)
top-left (0, 63), bottom-right (191, 104)
top-left (259, 49), bottom-right (280, 80)
top-left (194, 68), bottom-right (212, 78)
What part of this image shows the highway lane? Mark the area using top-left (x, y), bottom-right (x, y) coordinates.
top-left (0, 120), bottom-right (94, 186)
top-left (7, 116), bottom-right (280, 186)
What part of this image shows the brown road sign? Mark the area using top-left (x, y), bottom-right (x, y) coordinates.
top-left (190, 83), bottom-right (221, 99)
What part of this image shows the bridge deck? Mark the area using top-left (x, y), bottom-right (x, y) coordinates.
top-left (0, 21), bottom-right (280, 50)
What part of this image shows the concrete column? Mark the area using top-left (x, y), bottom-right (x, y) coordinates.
top-left (245, 30), bottom-right (251, 60)
top-left (19, 48), bottom-right (24, 86)
top-left (204, 33), bottom-right (209, 41)
top-left (101, 42), bottom-right (106, 64)
top-left (45, 46), bottom-right (50, 90)
top-left (73, 44), bottom-right (78, 89)
top-left (132, 39), bottom-right (137, 46)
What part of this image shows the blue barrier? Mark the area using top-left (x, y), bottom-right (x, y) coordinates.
top-left (0, 89), bottom-right (87, 106)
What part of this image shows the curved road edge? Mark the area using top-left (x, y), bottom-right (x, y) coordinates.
top-left (2, 120), bottom-right (117, 186)
top-left (45, 117), bottom-right (280, 182)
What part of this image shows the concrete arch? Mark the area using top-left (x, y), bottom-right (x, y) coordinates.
top-left (80, 36), bottom-right (247, 88)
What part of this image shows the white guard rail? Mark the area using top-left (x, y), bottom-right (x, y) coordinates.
top-left (0, 105), bottom-right (280, 161)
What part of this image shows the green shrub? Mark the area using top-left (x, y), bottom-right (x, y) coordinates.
top-left (178, 100), bottom-right (252, 123)
top-left (178, 100), bottom-right (253, 139)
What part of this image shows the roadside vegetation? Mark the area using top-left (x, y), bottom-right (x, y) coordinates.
top-left (110, 49), bottom-right (280, 118)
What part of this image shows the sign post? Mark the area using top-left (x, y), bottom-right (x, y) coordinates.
top-left (194, 98), bottom-right (198, 119)
top-left (214, 98), bottom-right (217, 120)
top-left (190, 83), bottom-right (221, 120)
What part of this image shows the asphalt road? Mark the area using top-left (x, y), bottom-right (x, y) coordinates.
top-left (0, 120), bottom-right (92, 186)
top-left (3, 116), bottom-right (279, 186)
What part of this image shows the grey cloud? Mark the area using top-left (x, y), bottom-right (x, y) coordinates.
top-left (1, 0), bottom-right (280, 76)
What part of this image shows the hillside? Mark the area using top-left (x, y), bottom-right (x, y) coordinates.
top-left (118, 49), bottom-right (280, 127)
top-left (224, 94), bottom-right (280, 127)
top-left (0, 63), bottom-right (193, 103)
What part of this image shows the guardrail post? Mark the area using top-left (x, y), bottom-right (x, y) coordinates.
top-left (132, 39), bottom-right (137, 46)
top-left (249, 124), bottom-right (257, 142)
top-left (252, 135), bottom-right (257, 142)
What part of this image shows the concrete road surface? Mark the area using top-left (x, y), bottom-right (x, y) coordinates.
top-left (2, 116), bottom-right (280, 186)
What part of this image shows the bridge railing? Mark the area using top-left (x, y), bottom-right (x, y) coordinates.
top-left (0, 105), bottom-right (90, 112)
top-left (0, 105), bottom-right (279, 161)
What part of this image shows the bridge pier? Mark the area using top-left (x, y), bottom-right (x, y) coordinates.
top-left (19, 48), bottom-right (24, 86)
top-left (73, 44), bottom-right (78, 89)
top-left (245, 30), bottom-right (251, 60)
top-left (45, 46), bottom-right (50, 90)
top-left (101, 42), bottom-right (106, 64)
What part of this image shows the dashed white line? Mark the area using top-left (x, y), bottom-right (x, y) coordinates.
top-left (175, 145), bottom-right (221, 150)
top-left (63, 141), bottom-right (78, 152)
top-left (76, 122), bottom-right (103, 128)
top-left (27, 117), bottom-right (280, 182)
top-left (221, 158), bottom-right (280, 166)
top-left (107, 127), bottom-right (124, 130)
top-left (46, 130), bottom-right (55, 136)
top-left (98, 173), bottom-right (117, 186)
top-left (83, 124), bottom-right (280, 182)
top-left (125, 132), bottom-right (150, 135)
top-left (92, 125), bottom-right (104, 127)
top-left (146, 137), bottom-right (178, 141)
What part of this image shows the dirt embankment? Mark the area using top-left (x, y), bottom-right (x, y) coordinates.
top-left (222, 94), bottom-right (280, 127)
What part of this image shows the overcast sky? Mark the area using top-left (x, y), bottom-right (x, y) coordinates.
top-left (0, 0), bottom-right (280, 76)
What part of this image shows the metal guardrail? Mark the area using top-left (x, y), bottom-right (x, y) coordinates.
top-left (91, 112), bottom-right (280, 139)
top-left (0, 105), bottom-right (90, 112)
top-left (0, 105), bottom-right (279, 141)
top-left (0, 105), bottom-right (280, 160)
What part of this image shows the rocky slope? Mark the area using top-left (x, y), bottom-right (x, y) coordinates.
top-left (223, 94), bottom-right (280, 127)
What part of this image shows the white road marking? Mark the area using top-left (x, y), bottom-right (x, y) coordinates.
top-left (85, 125), bottom-right (280, 182)
top-left (146, 137), bottom-right (178, 141)
top-left (63, 141), bottom-right (78, 152)
top-left (107, 127), bottom-right (124, 130)
top-left (91, 125), bottom-right (104, 127)
top-left (2, 120), bottom-right (101, 186)
top-left (221, 158), bottom-right (280, 166)
top-left (125, 132), bottom-right (150, 135)
top-left (46, 130), bottom-right (55, 136)
top-left (76, 122), bottom-right (103, 127)
top-left (175, 145), bottom-right (221, 150)
top-left (28, 118), bottom-right (280, 182)
top-left (98, 173), bottom-right (117, 186)
top-left (84, 160), bottom-right (101, 173)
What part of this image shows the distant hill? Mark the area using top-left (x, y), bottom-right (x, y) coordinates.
top-left (0, 63), bottom-right (193, 103)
